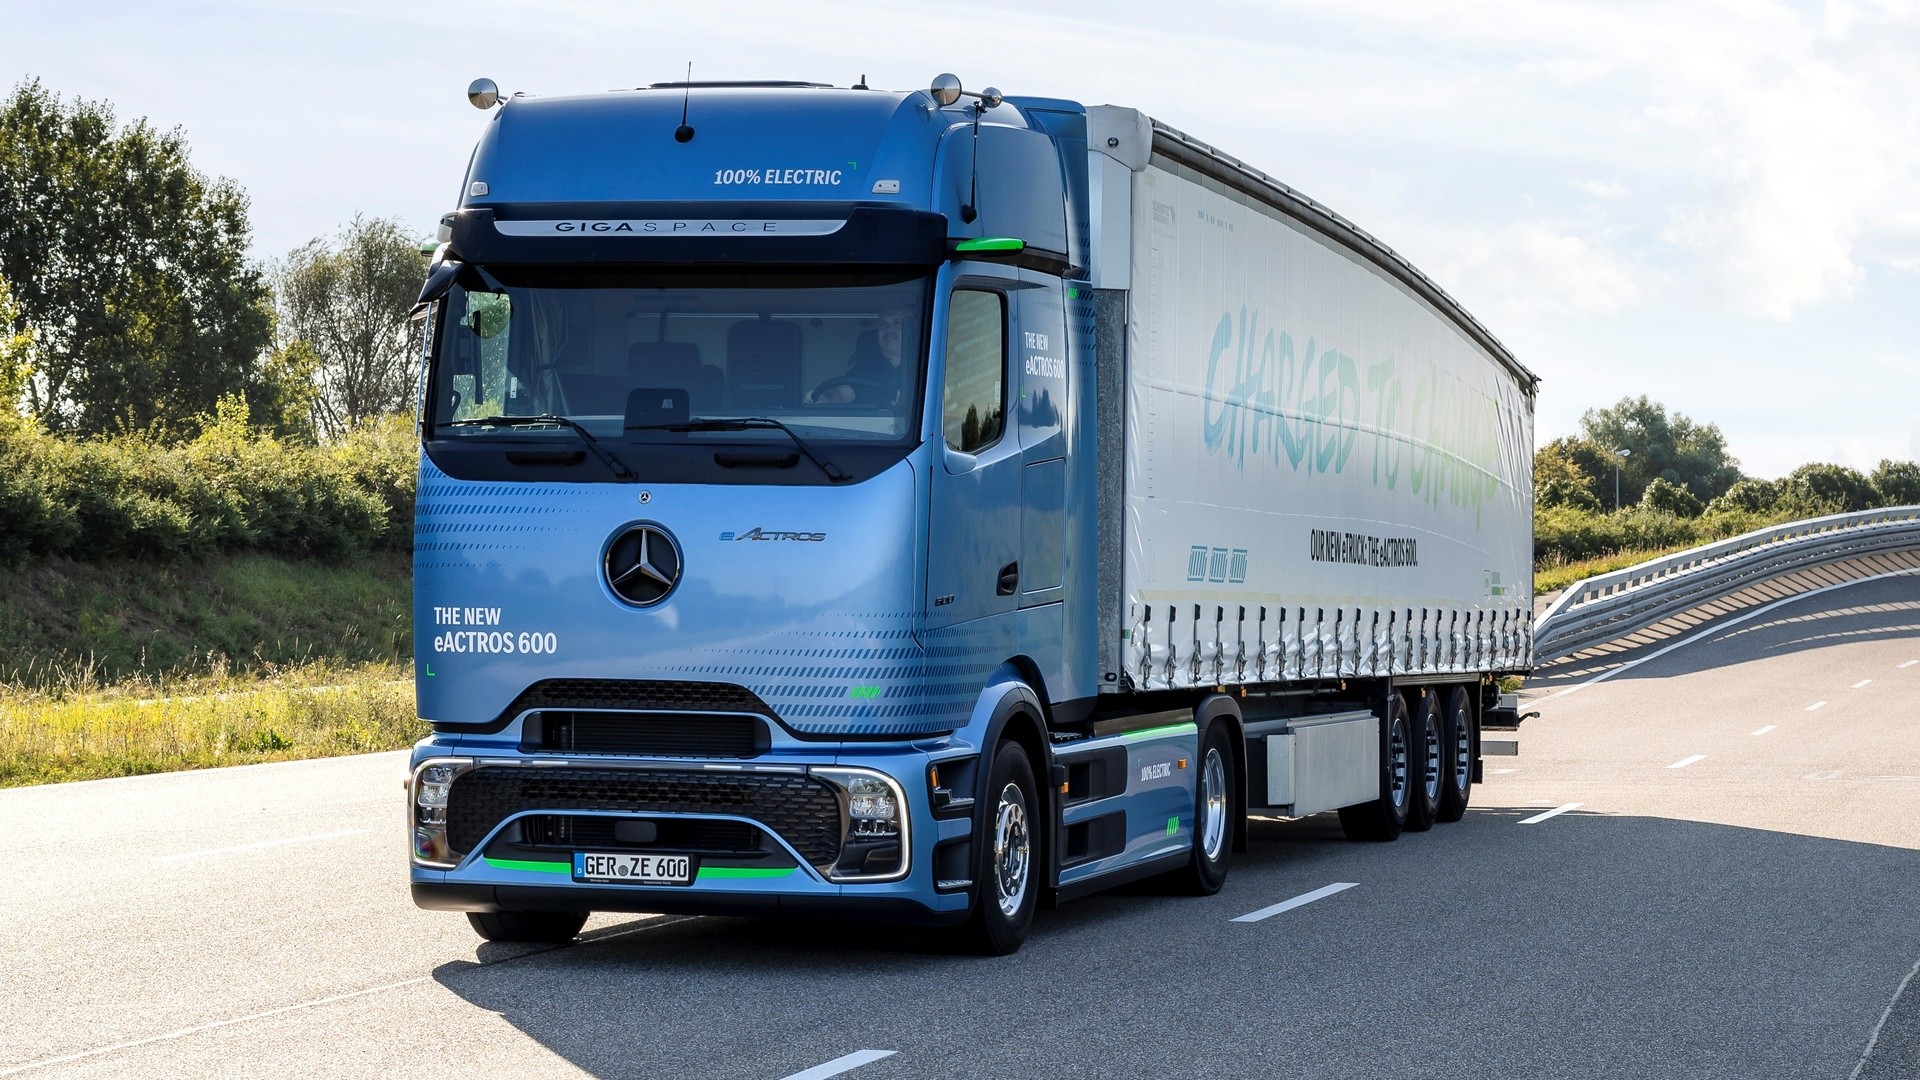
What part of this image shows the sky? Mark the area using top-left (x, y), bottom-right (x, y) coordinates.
top-left (4, 0), bottom-right (1916, 478)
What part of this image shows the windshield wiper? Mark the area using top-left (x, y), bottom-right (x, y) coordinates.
top-left (441, 415), bottom-right (636, 481)
top-left (627, 417), bottom-right (852, 483)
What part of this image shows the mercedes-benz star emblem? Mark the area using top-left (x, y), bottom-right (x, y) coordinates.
top-left (605, 524), bottom-right (681, 607)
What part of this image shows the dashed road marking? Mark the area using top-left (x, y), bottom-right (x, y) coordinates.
top-left (153, 828), bottom-right (372, 862)
top-left (1852, 679), bottom-right (1872, 689)
top-left (1806, 701), bottom-right (1829, 712)
top-left (1518, 803), bottom-right (1582, 825)
top-left (1750, 725), bottom-right (1777, 736)
top-left (1233, 882), bottom-right (1358, 923)
top-left (780, 1050), bottom-right (898, 1080)
top-left (1668, 755), bottom-right (1706, 769)
top-left (1900, 660), bottom-right (1917, 669)
top-left (1492, 767), bottom-right (1519, 774)
top-left (1807, 770), bottom-right (1844, 780)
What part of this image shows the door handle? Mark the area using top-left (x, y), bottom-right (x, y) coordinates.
top-left (997, 562), bottom-right (1020, 596)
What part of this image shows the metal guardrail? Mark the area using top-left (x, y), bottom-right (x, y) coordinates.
top-left (1533, 506), bottom-right (1920, 661)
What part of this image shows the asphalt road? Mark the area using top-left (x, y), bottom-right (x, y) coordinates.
top-left (2, 574), bottom-right (1916, 1079)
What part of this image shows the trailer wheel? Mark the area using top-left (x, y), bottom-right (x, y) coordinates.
top-left (958, 739), bottom-right (1039, 955)
top-left (1436, 686), bottom-right (1474, 823)
top-left (466, 910), bottom-right (588, 944)
top-left (1338, 693), bottom-right (1411, 842)
top-left (1405, 689), bottom-right (1442, 833)
top-left (1167, 720), bottom-right (1235, 895)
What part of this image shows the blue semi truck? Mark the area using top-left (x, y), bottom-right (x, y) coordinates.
top-left (407, 74), bottom-right (1538, 953)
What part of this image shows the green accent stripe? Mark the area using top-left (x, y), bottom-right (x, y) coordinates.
top-left (1125, 722), bottom-right (1198, 742)
top-left (954, 236), bottom-right (1026, 252)
top-left (1167, 816), bottom-right (1180, 835)
top-left (697, 866), bottom-right (797, 881)
top-left (483, 857), bottom-right (569, 874)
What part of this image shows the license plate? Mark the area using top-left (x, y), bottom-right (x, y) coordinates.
top-left (573, 852), bottom-right (696, 885)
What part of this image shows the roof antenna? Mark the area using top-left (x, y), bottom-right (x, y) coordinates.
top-left (853, 73), bottom-right (869, 90)
top-left (674, 63), bottom-right (695, 143)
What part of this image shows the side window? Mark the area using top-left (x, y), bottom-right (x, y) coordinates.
top-left (941, 290), bottom-right (1005, 453)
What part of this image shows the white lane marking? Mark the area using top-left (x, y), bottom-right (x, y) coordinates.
top-left (1233, 882), bottom-right (1359, 923)
top-left (1806, 701), bottom-right (1828, 712)
top-left (1527, 570), bottom-right (1920, 708)
top-left (1866, 775), bottom-right (1920, 782)
top-left (1850, 955), bottom-right (1920, 1079)
top-left (1806, 770), bottom-right (1843, 780)
top-left (1667, 755), bottom-right (1706, 769)
top-left (1750, 725), bottom-right (1777, 737)
top-left (1852, 679), bottom-right (1873, 689)
top-left (1518, 802), bottom-right (1582, 825)
top-left (153, 828), bottom-right (373, 862)
top-left (1900, 660), bottom-right (1917, 669)
top-left (0, 975), bottom-right (432, 1077)
top-left (779, 1050), bottom-right (898, 1080)
top-left (1492, 767), bottom-right (1519, 774)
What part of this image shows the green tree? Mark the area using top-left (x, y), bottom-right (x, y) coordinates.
top-left (1578, 395), bottom-right (1743, 505)
top-left (1870, 459), bottom-right (1920, 506)
top-left (0, 79), bottom-right (281, 437)
top-left (1779, 462), bottom-right (1878, 516)
top-left (1705, 478), bottom-right (1780, 516)
top-left (275, 215), bottom-right (425, 439)
top-left (1533, 440), bottom-right (1601, 511)
top-left (0, 276), bottom-right (31, 426)
top-left (1640, 476), bottom-right (1703, 517)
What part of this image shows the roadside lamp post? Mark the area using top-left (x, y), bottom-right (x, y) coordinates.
top-left (1614, 448), bottom-right (1632, 511)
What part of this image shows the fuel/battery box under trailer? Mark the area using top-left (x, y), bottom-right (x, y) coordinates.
top-left (407, 75), bottom-right (1537, 953)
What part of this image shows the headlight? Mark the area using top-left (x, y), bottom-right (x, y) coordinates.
top-left (813, 767), bottom-right (910, 882)
top-left (410, 757), bottom-right (475, 867)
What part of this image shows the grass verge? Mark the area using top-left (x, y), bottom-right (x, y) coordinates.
top-left (1535, 547), bottom-right (1691, 595)
top-left (0, 552), bottom-right (410, 691)
top-left (0, 661), bottom-right (420, 787)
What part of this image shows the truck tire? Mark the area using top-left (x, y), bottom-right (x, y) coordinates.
top-left (1166, 720), bottom-right (1235, 895)
top-left (960, 739), bottom-right (1040, 955)
top-left (1436, 686), bottom-right (1474, 823)
top-left (1338, 693), bottom-right (1411, 842)
top-left (1405, 689), bottom-right (1442, 833)
top-left (467, 909), bottom-right (589, 944)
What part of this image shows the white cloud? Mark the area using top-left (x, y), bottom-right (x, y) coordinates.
top-left (1575, 180), bottom-right (1625, 198)
top-left (1428, 222), bottom-right (1643, 321)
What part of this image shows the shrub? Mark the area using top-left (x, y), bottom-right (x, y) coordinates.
top-left (1640, 477), bottom-right (1703, 518)
top-left (0, 403), bottom-right (416, 565)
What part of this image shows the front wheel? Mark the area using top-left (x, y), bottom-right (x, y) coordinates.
top-left (959, 740), bottom-right (1040, 955)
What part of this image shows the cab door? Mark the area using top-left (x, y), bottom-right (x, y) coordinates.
top-left (925, 273), bottom-right (1022, 631)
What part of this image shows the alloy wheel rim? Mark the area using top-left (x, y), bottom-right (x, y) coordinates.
top-left (993, 781), bottom-right (1030, 917)
top-left (1201, 748), bottom-right (1228, 860)
top-left (1389, 716), bottom-right (1409, 809)
top-left (1453, 704), bottom-right (1472, 789)
top-left (1423, 706), bottom-right (1443, 802)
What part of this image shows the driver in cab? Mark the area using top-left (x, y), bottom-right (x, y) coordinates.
top-left (806, 306), bottom-right (911, 406)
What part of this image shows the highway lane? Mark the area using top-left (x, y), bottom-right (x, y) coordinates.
top-left (1, 574), bottom-right (1915, 1079)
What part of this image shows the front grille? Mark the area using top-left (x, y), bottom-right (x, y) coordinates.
top-left (517, 814), bottom-right (760, 853)
top-left (494, 679), bottom-right (777, 723)
top-left (524, 711), bottom-right (768, 758)
top-left (447, 766), bottom-right (841, 863)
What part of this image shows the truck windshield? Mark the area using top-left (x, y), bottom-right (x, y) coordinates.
top-left (428, 269), bottom-right (929, 443)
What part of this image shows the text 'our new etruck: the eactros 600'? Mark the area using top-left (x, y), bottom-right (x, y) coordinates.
top-left (406, 73), bottom-right (1539, 954)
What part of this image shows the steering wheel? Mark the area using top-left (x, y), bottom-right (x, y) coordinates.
top-left (807, 377), bottom-right (893, 404)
